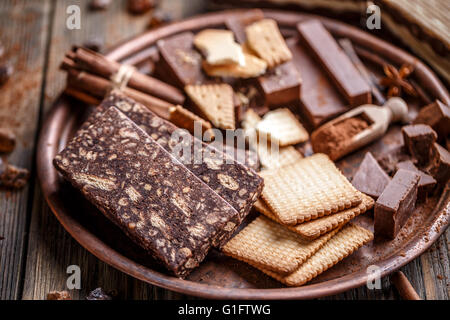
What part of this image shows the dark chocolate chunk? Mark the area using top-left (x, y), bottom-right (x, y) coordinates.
top-left (427, 142), bottom-right (450, 184)
top-left (375, 169), bottom-right (420, 239)
top-left (297, 20), bottom-right (371, 107)
top-left (224, 9), bottom-right (264, 44)
top-left (257, 61), bottom-right (301, 107)
top-left (0, 62), bottom-right (13, 86)
top-left (0, 128), bottom-right (16, 153)
top-left (81, 91), bottom-right (264, 242)
top-left (54, 107), bottom-right (241, 277)
top-left (401, 124), bottom-right (437, 166)
top-left (396, 160), bottom-right (436, 201)
top-left (413, 100), bottom-right (450, 142)
top-left (352, 152), bottom-right (391, 199)
top-left (376, 145), bottom-right (411, 176)
top-left (287, 38), bottom-right (349, 128)
top-left (156, 32), bottom-right (207, 88)
top-left (86, 288), bottom-right (113, 300)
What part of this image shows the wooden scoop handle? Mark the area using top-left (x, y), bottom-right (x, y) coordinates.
top-left (385, 97), bottom-right (409, 123)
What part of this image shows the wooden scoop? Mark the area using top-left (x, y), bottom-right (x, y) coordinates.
top-left (311, 97), bottom-right (409, 161)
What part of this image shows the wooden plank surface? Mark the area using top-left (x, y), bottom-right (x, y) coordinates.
top-left (0, 0), bottom-right (52, 300)
top-left (0, 0), bottom-right (448, 300)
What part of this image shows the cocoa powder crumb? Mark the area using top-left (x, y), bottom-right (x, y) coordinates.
top-left (0, 158), bottom-right (30, 190)
top-left (0, 128), bottom-right (16, 153)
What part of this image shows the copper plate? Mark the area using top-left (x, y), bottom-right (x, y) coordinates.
top-left (37, 10), bottom-right (450, 299)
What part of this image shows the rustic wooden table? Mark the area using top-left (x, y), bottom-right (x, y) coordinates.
top-left (0, 0), bottom-right (448, 300)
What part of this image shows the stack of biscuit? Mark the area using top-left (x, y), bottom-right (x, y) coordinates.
top-left (223, 152), bottom-right (374, 286)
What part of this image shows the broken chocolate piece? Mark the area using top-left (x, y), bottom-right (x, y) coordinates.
top-left (257, 60), bottom-right (301, 107)
top-left (0, 128), bottom-right (16, 153)
top-left (402, 124), bottom-right (437, 166)
top-left (375, 169), bottom-right (420, 239)
top-left (156, 32), bottom-right (207, 88)
top-left (376, 145), bottom-right (411, 176)
top-left (287, 38), bottom-right (349, 128)
top-left (352, 152), bottom-right (391, 199)
top-left (396, 160), bottom-right (436, 201)
top-left (80, 91), bottom-right (264, 240)
top-left (225, 9), bottom-right (265, 44)
top-left (297, 20), bottom-right (371, 106)
top-left (427, 142), bottom-right (450, 184)
top-left (54, 107), bottom-right (241, 277)
top-left (86, 288), bottom-right (113, 300)
top-left (47, 291), bottom-right (71, 300)
top-left (0, 158), bottom-right (30, 190)
top-left (413, 100), bottom-right (450, 142)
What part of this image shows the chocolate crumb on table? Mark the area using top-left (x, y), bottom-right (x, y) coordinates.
top-left (0, 158), bottom-right (30, 190)
top-left (47, 291), bottom-right (71, 300)
top-left (81, 91), bottom-right (264, 229)
top-left (0, 128), bottom-right (16, 153)
top-left (54, 107), bottom-right (241, 277)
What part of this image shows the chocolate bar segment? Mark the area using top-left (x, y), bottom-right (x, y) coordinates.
top-left (82, 91), bottom-right (264, 225)
top-left (374, 169), bottom-right (420, 239)
top-left (401, 124), bottom-right (437, 166)
top-left (257, 60), bottom-right (301, 107)
top-left (297, 20), bottom-right (371, 107)
top-left (351, 152), bottom-right (391, 199)
top-left (288, 37), bottom-right (349, 128)
top-left (413, 100), bottom-right (450, 142)
top-left (54, 107), bottom-right (240, 277)
top-left (156, 32), bottom-right (208, 88)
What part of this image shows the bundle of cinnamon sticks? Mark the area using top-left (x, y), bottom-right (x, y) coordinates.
top-left (61, 47), bottom-right (185, 119)
top-left (60, 47), bottom-right (214, 136)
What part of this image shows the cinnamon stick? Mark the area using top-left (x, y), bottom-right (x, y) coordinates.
top-left (66, 69), bottom-right (172, 119)
top-left (390, 271), bottom-right (421, 300)
top-left (61, 47), bottom-right (185, 105)
top-left (339, 38), bottom-right (386, 105)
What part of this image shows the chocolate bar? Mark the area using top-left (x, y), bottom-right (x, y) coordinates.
top-left (224, 9), bottom-right (264, 44)
top-left (401, 124), bottom-right (437, 166)
top-left (156, 32), bottom-right (208, 88)
top-left (427, 143), bottom-right (450, 184)
top-left (54, 107), bottom-right (240, 277)
top-left (396, 160), bottom-right (436, 201)
top-left (413, 100), bottom-right (450, 142)
top-left (288, 38), bottom-right (349, 128)
top-left (257, 60), bottom-right (301, 107)
top-left (82, 91), bottom-right (264, 226)
top-left (374, 169), bottom-right (420, 239)
top-left (351, 152), bottom-right (391, 199)
top-left (297, 20), bottom-right (371, 107)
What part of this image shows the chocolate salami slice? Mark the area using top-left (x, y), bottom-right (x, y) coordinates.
top-left (54, 107), bottom-right (241, 277)
top-left (82, 91), bottom-right (264, 226)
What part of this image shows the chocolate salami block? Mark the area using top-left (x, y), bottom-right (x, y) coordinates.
top-left (54, 107), bottom-right (240, 277)
top-left (82, 91), bottom-right (264, 229)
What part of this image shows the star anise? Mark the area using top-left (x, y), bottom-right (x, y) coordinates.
top-left (380, 63), bottom-right (418, 98)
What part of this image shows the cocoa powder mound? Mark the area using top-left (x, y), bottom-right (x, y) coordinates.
top-left (313, 115), bottom-right (370, 156)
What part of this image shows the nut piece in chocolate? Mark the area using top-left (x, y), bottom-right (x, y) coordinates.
top-left (54, 106), bottom-right (241, 277)
top-left (374, 169), bottom-right (420, 239)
